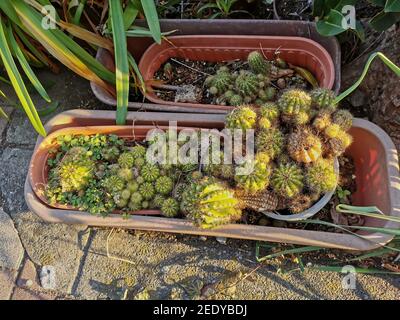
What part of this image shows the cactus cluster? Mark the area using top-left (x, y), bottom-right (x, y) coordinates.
top-left (205, 51), bottom-right (282, 106)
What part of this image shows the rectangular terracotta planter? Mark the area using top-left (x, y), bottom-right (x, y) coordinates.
top-left (91, 19), bottom-right (341, 112)
top-left (25, 110), bottom-right (400, 251)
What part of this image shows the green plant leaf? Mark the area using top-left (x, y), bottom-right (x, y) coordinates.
top-left (369, 11), bottom-right (400, 30)
top-left (368, 0), bottom-right (386, 6)
top-left (128, 52), bottom-right (145, 92)
top-left (309, 265), bottom-right (400, 275)
top-left (385, 0), bottom-right (400, 12)
top-left (0, 16), bottom-right (45, 136)
top-left (5, 24), bottom-right (51, 102)
top-left (123, 0), bottom-right (139, 31)
top-left (256, 243), bottom-right (324, 262)
top-left (109, 0), bottom-right (129, 125)
top-left (316, 9), bottom-right (348, 36)
top-left (335, 52), bottom-right (400, 103)
top-left (140, 0), bottom-right (161, 44)
top-left (336, 204), bottom-right (400, 223)
top-left (312, 0), bottom-right (327, 18)
top-left (37, 100), bottom-right (59, 116)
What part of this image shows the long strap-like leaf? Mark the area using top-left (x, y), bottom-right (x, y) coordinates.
top-left (335, 52), bottom-right (400, 103)
top-left (109, 0), bottom-right (129, 125)
top-left (0, 16), bottom-right (46, 136)
top-left (5, 24), bottom-right (51, 102)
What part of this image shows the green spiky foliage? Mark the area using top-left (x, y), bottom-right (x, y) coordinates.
top-left (313, 110), bottom-right (332, 131)
top-left (141, 163), bottom-right (160, 182)
top-left (310, 88), bottom-right (337, 111)
top-left (57, 147), bottom-right (95, 193)
top-left (117, 168), bottom-right (133, 181)
top-left (161, 198), bottom-right (179, 217)
top-left (155, 176), bottom-right (174, 195)
top-left (247, 51), bottom-right (271, 75)
top-left (151, 194), bottom-right (166, 208)
top-left (305, 159), bottom-right (338, 193)
top-left (225, 105), bottom-right (257, 130)
top-left (229, 94), bottom-right (243, 106)
top-left (130, 191), bottom-right (143, 204)
top-left (118, 152), bottom-right (134, 168)
top-left (235, 72), bottom-right (259, 97)
top-left (255, 128), bottom-right (285, 159)
top-left (235, 161), bottom-right (271, 194)
top-left (332, 109), bottom-right (353, 131)
top-left (271, 163), bottom-right (304, 198)
top-left (180, 178), bottom-right (242, 229)
top-left (287, 129), bottom-right (322, 164)
top-left (206, 70), bottom-right (234, 95)
top-left (101, 146), bottom-right (120, 162)
top-left (102, 175), bottom-right (125, 194)
top-left (131, 145), bottom-right (147, 159)
top-left (139, 182), bottom-right (155, 200)
top-left (278, 89), bottom-right (312, 120)
top-left (181, 177), bottom-right (278, 229)
top-left (259, 102), bottom-right (280, 129)
top-left (127, 181), bottom-right (139, 193)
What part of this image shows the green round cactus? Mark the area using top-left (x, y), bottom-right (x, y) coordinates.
top-left (139, 182), bottom-right (155, 200)
top-left (287, 129), bottom-right (322, 164)
top-left (161, 198), bottom-right (179, 217)
top-left (278, 89), bottom-right (312, 119)
top-left (206, 71), bottom-right (233, 95)
top-left (248, 51), bottom-right (271, 75)
top-left (118, 152), bottom-right (134, 169)
top-left (120, 189), bottom-right (131, 201)
top-left (313, 110), bottom-right (332, 131)
top-left (130, 191), bottom-right (143, 204)
top-left (101, 146), bottom-right (120, 162)
top-left (260, 102), bottom-right (279, 121)
top-left (117, 168), bottom-right (133, 181)
top-left (310, 88), bottom-right (337, 110)
top-left (332, 109), bottom-right (353, 131)
top-left (126, 181), bottom-right (139, 193)
top-left (225, 105), bottom-right (257, 130)
top-left (151, 194), bottom-right (166, 208)
top-left (235, 71), bottom-right (259, 97)
top-left (235, 161), bottom-right (271, 194)
top-left (141, 163), bottom-right (160, 182)
top-left (128, 201), bottom-right (142, 211)
top-left (134, 157), bottom-right (145, 169)
top-left (255, 127), bottom-right (285, 159)
top-left (131, 145), bottom-right (147, 159)
top-left (288, 194), bottom-right (312, 214)
top-left (305, 159), bottom-right (338, 193)
top-left (102, 175), bottom-right (125, 194)
top-left (155, 176), bottom-right (174, 195)
top-left (271, 163), bottom-right (304, 198)
top-left (229, 94), bottom-right (243, 106)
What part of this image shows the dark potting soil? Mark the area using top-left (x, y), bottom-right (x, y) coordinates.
top-left (153, 58), bottom-right (311, 105)
top-left (275, 0), bottom-right (313, 21)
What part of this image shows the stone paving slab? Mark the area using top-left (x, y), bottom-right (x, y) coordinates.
top-left (0, 209), bottom-right (23, 271)
top-left (0, 268), bottom-right (17, 300)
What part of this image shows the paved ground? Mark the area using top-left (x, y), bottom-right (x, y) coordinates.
top-left (0, 68), bottom-right (399, 300)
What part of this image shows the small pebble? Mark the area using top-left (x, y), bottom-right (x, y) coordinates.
top-left (216, 237), bottom-right (227, 245)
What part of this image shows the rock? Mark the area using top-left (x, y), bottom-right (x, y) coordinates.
top-left (0, 268), bottom-right (17, 300)
top-left (0, 209), bottom-right (24, 270)
top-left (216, 237), bottom-right (227, 245)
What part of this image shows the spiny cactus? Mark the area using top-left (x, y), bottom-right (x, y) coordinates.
top-left (139, 182), bottom-right (155, 200)
top-left (287, 129), bottom-right (322, 163)
top-left (134, 157), bottom-right (145, 169)
top-left (204, 151), bottom-right (234, 180)
top-left (259, 102), bottom-right (279, 129)
top-left (155, 176), bottom-right (174, 195)
top-left (313, 110), bottom-right (332, 131)
top-left (126, 181), bottom-right (139, 193)
top-left (293, 111), bottom-right (310, 126)
top-left (305, 159), bottom-right (338, 193)
top-left (206, 69), bottom-right (233, 95)
top-left (131, 145), bottom-right (147, 159)
top-left (271, 162), bottom-right (304, 198)
top-left (101, 146), bottom-right (120, 162)
top-left (103, 175), bottom-right (125, 194)
top-left (117, 168), bottom-right (133, 181)
top-left (229, 94), bottom-right (243, 106)
top-left (118, 152), bottom-right (134, 169)
top-left (225, 105), bottom-right (257, 130)
top-left (120, 189), bottom-right (131, 200)
top-left (310, 88), bottom-right (337, 111)
top-left (130, 191), bottom-right (143, 204)
top-left (161, 198), bottom-right (179, 217)
top-left (151, 194), bottom-right (166, 208)
top-left (248, 51), bottom-right (271, 75)
top-left (128, 201), bottom-right (142, 211)
top-left (235, 160), bottom-right (271, 194)
top-left (255, 127), bottom-right (285, 159)
top-left (337, 131), bottom-right (353, 148)
top-left (278, 89), bottom-right (312, 120)
top-left (181, 177), bottom-right (279, 229)
top-left (235, 71), bottom-right (260, 97)
top-left (57, 147), bottom-right (95, 193)
top-left (141, 163), bottom-right (160, 182)
top-left (255, 151), bottom-right (271, 164)
top-left (332, 109), bottom-right (353, 131)
top-left (324, 123), bottom-right (342, 139)
top-left (325, 138), bottom-right (346, 158)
